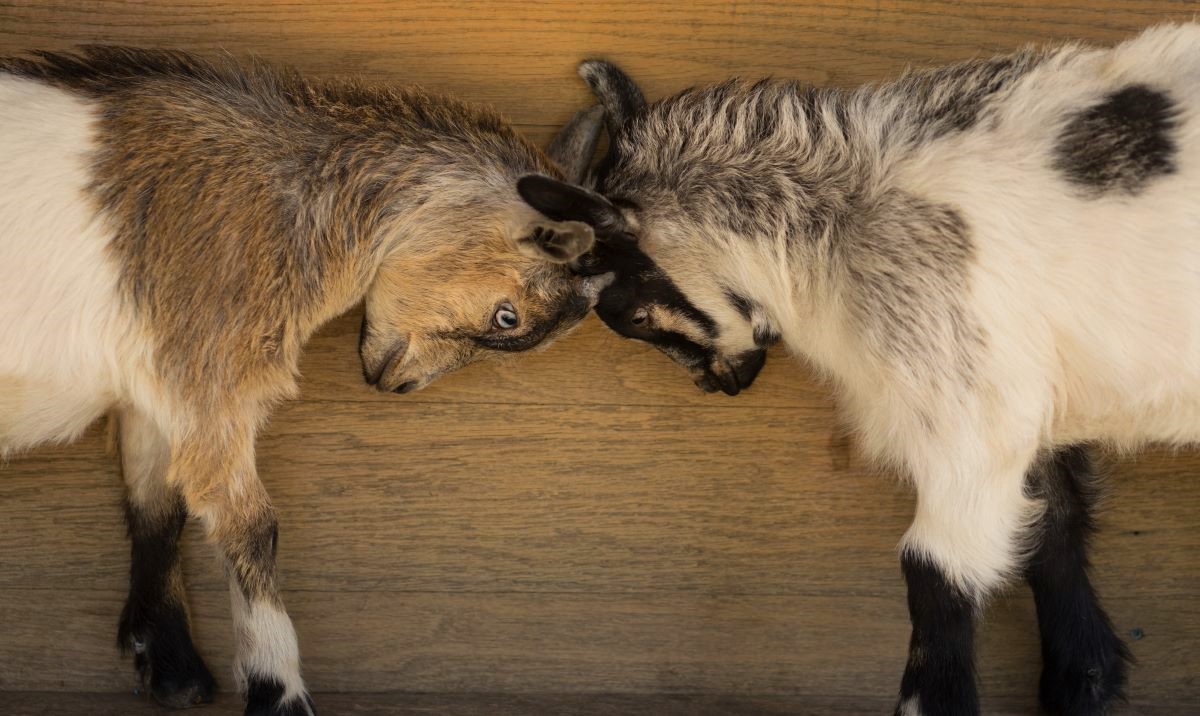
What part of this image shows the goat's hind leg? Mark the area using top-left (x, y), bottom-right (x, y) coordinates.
top-left (115, 409), bottom-right (216, 708)
top-left (1025, 446), bottom-right (1129, 715)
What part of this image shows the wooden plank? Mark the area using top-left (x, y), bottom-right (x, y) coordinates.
top-left (2, 403), bottom-right (1197, 598)
top-left (1, 0), bottom-right (1199, 707)
top-left (0, 1), bottom-right (1194, 127)
top-left (294, 313), bottom-right (829, 408)
top-left (4, 691), bottom-right (1191, 716)
top-left (0, 691), bottom-right (1007, 716)
top-left (0, 401), bottom-right (909, 594)
top-left (0, 588), bottom-right (1196, 708)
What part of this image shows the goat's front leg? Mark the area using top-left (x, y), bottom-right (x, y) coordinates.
top-left (116, 409), bottom-right (216, 708)
top-left (894, 454), bottom-right (1041, 716)
top-left (174, 430), bottom-right (315, 716)
top-left (1025, 447), bottom-right (1129, 715)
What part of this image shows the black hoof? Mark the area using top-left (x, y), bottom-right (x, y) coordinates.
top-left (149, 663), bottom-right (217, 709)
top-left (1038, 632), bottom-right (1130, 716)
top-left (120, 607), bottom-right (217, 710)
top-left (893, 692), bottom-right (979, 716)
top-left (245, 676), bottom-right (316, 716)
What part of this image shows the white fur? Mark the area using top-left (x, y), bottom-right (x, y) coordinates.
top-left (828, 26), bottom-right (1200, 593)
top-left (888, 26), bottom-right (1200, 593)
top-left (649, 24), bottom-right (1200, 598)
top-left (896, 696), bottom-right (923, 716)
top-left (230, 585), bottom-right (312, 712)
top-left (0, 76), bottom-right (144, 454)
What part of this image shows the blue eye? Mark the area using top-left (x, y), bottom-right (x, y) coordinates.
top-left (493, 303), bottom-right (519, 330)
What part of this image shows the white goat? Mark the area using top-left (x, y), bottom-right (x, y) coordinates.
top-left (519, 23), bottom-right (1200, 715)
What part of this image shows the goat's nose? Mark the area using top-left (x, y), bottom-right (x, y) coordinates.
top-left (732, 349), bottom-right (767, 389)
top-left (705, 360), bottom-right (745, 396)
top-left (393, 381), bottom-right (416, 394)
top-left (715, 371), bottom-right (742, 396)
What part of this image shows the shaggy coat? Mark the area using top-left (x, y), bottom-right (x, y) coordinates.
top-left (523, 23), bottom-right (1200, 716)
top-left (0, 48), bottom-right (606, 716)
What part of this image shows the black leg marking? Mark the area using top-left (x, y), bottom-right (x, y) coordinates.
top-left (118, 498), bottom-right (216, 709)
top-left (245, 676), bottom-right (317, 716)
top-left (895, 553), bottom-right (979, 716)
top-left (1025, 446), bottom-right (1130, 715)
top-left (228, 516), bottom-right (281, 605)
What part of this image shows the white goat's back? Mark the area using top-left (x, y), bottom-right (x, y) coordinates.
top-left (880, 24), bottom-right (1200, 452)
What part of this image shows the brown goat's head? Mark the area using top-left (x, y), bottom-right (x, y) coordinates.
top-left (359, 111), bottom-right (613, 393)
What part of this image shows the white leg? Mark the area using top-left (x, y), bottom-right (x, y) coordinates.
top-left (230, 577), bottom-right (312, 715)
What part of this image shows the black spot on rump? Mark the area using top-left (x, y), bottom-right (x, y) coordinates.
top-left (1054, 84), bottom-right (1179, 196)
top-left (0, 46), bottom-right (226, 95)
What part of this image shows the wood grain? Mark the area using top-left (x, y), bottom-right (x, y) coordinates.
top-left (3, 404), bottom-right (1197, 599)
top-left (0, 0), bottom-right (1198, 710)
top-left (295, 312), bottom-right (832, 408)
top-left (0, 1), bottom-right (1195, 127)
top-left (5, 691), bottom-right (1111, 716)
top-left (1, 587), bottom-right (1197, 707)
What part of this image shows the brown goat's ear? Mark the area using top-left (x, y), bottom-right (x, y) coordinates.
top-left (547, 105), bottom-right (605, 184)
top-left (515, 220), bottom-right (595, 263)
top-left (517, 174), bottom-right (627, 236)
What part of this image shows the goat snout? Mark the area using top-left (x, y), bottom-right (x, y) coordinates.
top-left (732, 348), bottom-right (767, 389)
top-left (696, 349), bottom-right (767, 396)
top-left (362, 334), bottom-right (410, 391)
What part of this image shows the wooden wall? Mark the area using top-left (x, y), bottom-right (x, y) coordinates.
top-left (1, 1), bottom-right (1198, 712)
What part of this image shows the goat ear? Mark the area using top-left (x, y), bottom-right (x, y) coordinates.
top-left (517, 174), bottom-right (626, 236)
top-left (578, 60), bottom-right (646, 137)
top-left (514, 220), bottom-right (594, 264)
top-left (547, 105), bottom-right (605, 184)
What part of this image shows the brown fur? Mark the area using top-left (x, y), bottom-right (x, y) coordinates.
top-left (0, 47), bottom-right (576, 407)
top-left (2, 47), bottom-right (601, 712)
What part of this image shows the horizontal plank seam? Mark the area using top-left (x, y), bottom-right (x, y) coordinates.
top-left (0, 586), bottom-right (1194, 602)
top-left (281, 397), bottom-right (826, 411)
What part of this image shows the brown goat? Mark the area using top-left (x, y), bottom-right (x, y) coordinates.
top-left (0, 47), bottom-right (606, 715)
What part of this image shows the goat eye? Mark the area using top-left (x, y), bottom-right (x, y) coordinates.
top-left (493, 303), bottom-right (519, 330)
top-left (631, 308), bottom-right (649, 326)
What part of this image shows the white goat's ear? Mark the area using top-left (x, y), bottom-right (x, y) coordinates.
top-left (547, 105), bottom-right (605, 184)
top-left (514, 219), bottom-right (595, 263)
top-left (578, 60), bottom-right (647, 136)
